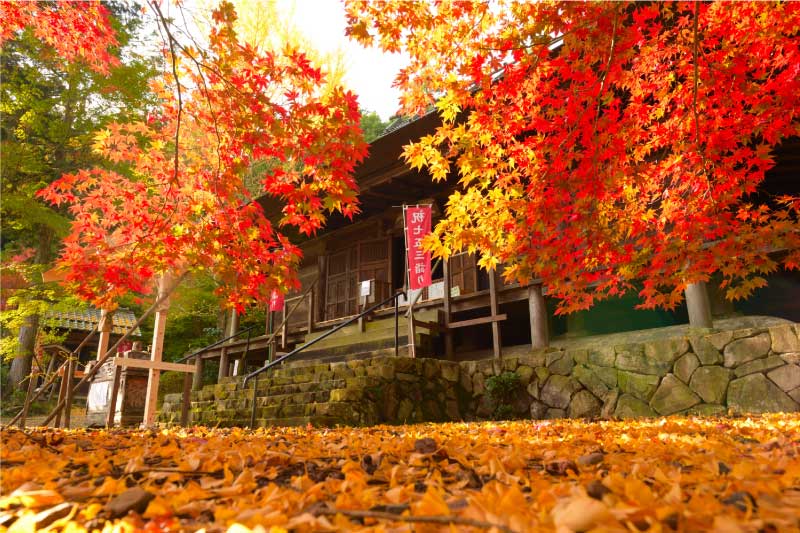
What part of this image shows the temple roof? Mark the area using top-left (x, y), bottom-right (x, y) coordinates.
top-left (43, 308), bottom-right (142, 337)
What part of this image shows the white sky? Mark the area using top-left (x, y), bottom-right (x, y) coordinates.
top-left (159, 0), bottom-right (406, 121)
top-left (276, 0), bottom-right (407, 121)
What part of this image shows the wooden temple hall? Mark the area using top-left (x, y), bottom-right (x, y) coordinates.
top-left (189, 114), bottom-right (800, 386)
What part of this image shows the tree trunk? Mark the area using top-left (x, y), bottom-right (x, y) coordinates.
top-left (7, 314), bottom-right (39, 393)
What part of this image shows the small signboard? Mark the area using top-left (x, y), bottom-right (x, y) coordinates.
top-left (360, 280), bottom-right (372, 297)
top-left (428, 281), bottom-right (444, 300)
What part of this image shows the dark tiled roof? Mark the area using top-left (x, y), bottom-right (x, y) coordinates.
top-left (44, 308), bottom-right (142, 337)
top-left (374, 107), bottom-right (437, 140)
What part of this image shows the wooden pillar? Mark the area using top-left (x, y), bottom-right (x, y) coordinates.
top-left (442, 257), bottom-right (453, 359)
top-left (685, 281), bottom-right (713, 329)
top-left (180, 372), bottom-right (192, 426)
top-left (407, 312), bottom-right (417, 358)
top-left (489, 269), bottom-right (502, 359)
top-left (96, 309), bottom-right (114, 361)
top-left (307, 290), bottom-right (314, 333)
top-left (143, 273), bottom-right (174, 427)
top-left (218, 347), bottom-right (229, 381)
top-left (63, 358), bottom-right (75, 429)
top-left (528, 283), bottom-right (549, 349)
top-left (192, 355), bottom-right (204, 390)
top-left (54, 364), bottom-right (69, 427)
top-left (106, 365), bottom-right (122, 428)
top-left (18, 368), bottom-right (37, 429)
top-left (227, 309), bottom-right (239, 336)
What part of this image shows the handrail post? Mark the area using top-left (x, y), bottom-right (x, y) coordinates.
top-left (242, 329), bottom-right (252, 375)
top-left (249, 375), bottom-right (258, 429)
top-left (267, 310), bottom-right (275, 364)
top-left (394, 293), bottom-right (399, 357)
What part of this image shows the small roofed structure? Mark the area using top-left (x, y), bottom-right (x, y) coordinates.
top-left (42, 307), bottom-right (141, 360)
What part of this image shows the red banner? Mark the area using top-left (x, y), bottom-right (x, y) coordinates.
top-left (269, 289), bottom-right (285, 312)
top-left (404, 205), bottom-right (432, 290)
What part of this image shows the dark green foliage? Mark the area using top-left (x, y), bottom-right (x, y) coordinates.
top-left (360, 110), bottom-right (390, 142)
top-left (486, 371), bottom-right (523, 420)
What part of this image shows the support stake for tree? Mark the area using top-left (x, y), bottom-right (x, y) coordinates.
top-left (528, 283), bottom-right (549, 350)
top-left (489, 269), bottom-right (501, 359)
top-left (63, 358), bottom-right (75, 429)
top-left (685, 280), bottom-right (713, 329)
top-left (18, 370), bottom-right (37, 429)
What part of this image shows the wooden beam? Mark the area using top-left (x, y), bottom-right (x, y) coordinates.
top-left (448, 313), bottom-right (507, 330)
top-left (489, 269), bottom-right (502, 359)
top-left (113, 357), bottom-right (196, 373)
top-left (412, 319), bottom-right (445, 333)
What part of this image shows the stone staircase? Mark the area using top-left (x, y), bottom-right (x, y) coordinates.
top-left (160, 353), bottom-right (463, 428)
top-left (287, 308), bottom-right (439, 363)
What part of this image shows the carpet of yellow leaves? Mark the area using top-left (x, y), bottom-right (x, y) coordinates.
top-left (2, 414), bottom-right (799, 532)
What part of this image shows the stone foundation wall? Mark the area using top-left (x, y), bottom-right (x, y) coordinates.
top-left (161, 320), bottom-right (800, 426)
top-left (461, 322), bottom-right (800, 419)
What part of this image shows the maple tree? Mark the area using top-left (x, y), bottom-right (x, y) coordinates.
top-left (0, 0), bottom-right (120, 75)
top-left (2, 415), bottom-right (799, 531)
top-left (36, 0), bottom-right (367, 312)
top-left (346, 1), bottom-right (800, 313)
top-left (1, 1), bottom-right (157, 391)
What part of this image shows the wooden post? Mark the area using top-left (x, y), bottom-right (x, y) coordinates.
top-left (192, 355), bottom-right (204, 390)
top-left (281, 314), bottom-right (288, 350)
top-left (96, 309), bottom-right (114, 361)
top-left (407, 312), bottom-right (417, 358)
top-left (63, 359), bottom-right (75, 429)
top-left (106, 365), bottom-right (122, 428)
top-left (528, 283), bottom-right (549, 349)
top-left (18, 370), bottom-right (37, 429)
top-left (489, 269), bottom-right (502, 359)
top-left (142, 273), bottom-right (174, 427)
top-left (685, 281), bottom-right (713, 329)
top-left (307, 290), bottom-right (314, 333)
top-left (442, 257), bottom-right (453, 359)
top-left (267, 311), bottom-right (275, 363)
top-left (180, 371), bottom-right (192, 426)
top-left (54, 365), bottom-right (69, 427)
top-left (218, 347), bottom-right (229, 381)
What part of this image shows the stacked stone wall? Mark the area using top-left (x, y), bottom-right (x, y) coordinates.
top-left (461, 322), bottom-right (800, 419)
top-left (160, 321), bottom-right (800, 426)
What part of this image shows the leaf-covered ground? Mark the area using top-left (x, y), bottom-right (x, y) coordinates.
top-left (2, 414), bottom-right (799, 532)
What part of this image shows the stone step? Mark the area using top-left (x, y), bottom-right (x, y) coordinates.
top-left (289, 338), bottom-right (432, 363)
top-left (201, 415), bottom-right (344, 428)
top-left (255, 415), bottom-right (346, 428)
top-left (303, 309), bottom-right (440, 343)
top-left (256, 401), bottom-right (358, 420)
top-left (193, 377), bottom-right (385, 408)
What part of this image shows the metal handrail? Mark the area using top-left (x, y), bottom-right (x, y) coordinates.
top-left (176, 324), bottom-right (259, 363)
top-left (244, 289), bottom-right (406, 427)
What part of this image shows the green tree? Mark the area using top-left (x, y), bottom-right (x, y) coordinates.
top-left (0, 2), bottom-right (158, 392)
top-left (360, 109), bottom-right (389, 142)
